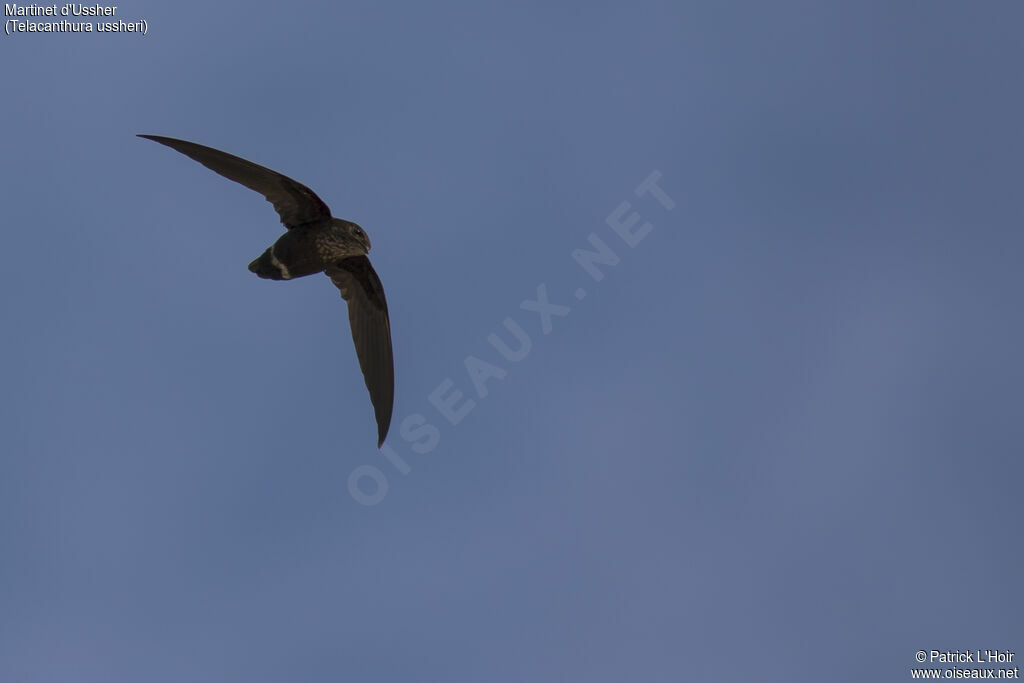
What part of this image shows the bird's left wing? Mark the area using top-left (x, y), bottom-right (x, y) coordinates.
top-left (138, 134), bottom-right (332, 228)
top-left (325, 256), bottom-right (395, 448)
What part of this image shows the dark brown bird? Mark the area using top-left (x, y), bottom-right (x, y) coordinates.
top-left (138, 134), bottom-right (394, 447)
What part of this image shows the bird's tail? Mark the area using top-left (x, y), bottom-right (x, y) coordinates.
top-left (248, 247), bottom-right (292, 280)
top-left (248, 237), bottom-right (324, 281)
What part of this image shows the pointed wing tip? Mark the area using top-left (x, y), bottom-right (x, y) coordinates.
top-left (376, 399), bottom-right (393, 449)
top-left (376, 411), bottom-right (393, 447)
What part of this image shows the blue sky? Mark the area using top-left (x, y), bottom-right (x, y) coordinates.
top-left (2, 2), bottom-right (1022, 681)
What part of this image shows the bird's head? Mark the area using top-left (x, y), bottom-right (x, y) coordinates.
top-left (338, 219), bottom-right (372, 254)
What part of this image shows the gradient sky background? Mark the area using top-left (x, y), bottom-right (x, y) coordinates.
top-left (2, 2), bottom-right (1022, 681)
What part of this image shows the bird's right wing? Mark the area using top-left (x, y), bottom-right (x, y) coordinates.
top-left (325, 256), bottom-right (395, 448)
top-left (138, 135), bottom-right (332, 229)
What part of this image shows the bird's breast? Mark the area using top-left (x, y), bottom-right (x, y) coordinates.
top-left (315, 226), bottom-right (362, 262)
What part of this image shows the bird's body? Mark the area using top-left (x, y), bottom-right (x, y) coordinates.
top-left (138, 134), bottom-right (394, 447)
top-left (248, 219), bottom-right (364, 281)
